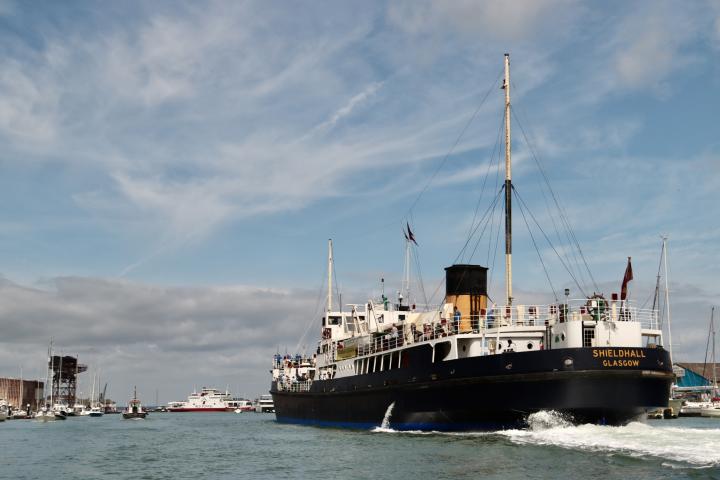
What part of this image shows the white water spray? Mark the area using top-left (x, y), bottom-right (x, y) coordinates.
top-left (526, 410), bottom-right (573, 430)
top-left (379, 402), bottom-right (395, 430)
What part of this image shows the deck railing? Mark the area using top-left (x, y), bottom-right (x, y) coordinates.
top-left (345, 300), bottom-right (659, 359)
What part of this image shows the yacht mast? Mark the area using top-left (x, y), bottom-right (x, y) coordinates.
top-left (327, 239), bottom-right (333, 312)
top-left (662, 235), bottom-right (673, 365)
top-left (712, 307), bottom-right (717, 391)
top-left (47, 340), bottom-right (53, 407)
top-left (503, 53), bottom-right (513, 305)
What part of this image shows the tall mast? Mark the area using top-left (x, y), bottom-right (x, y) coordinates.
top-left (327, 239), bottom-right (333, 312)
top-left (48, 339), bottom-right (53, 406)
top-left (403, 238), bottom-right (411, 304)
top-left (503, 53), bottom-right (513, 306)
top-left (662, 235), bottom-right (673, 365)
top-left (712, 307), bottom-right (717, 390)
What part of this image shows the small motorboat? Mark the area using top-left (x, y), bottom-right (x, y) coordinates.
top-left (122, 387), bottom-right (147, 419)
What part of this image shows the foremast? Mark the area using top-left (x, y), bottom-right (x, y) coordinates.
top-left (502, 53), bottom-right (513, 306)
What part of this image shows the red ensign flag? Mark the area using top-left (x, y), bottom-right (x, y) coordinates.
top-left (620, 257), bottom-right (633, 300)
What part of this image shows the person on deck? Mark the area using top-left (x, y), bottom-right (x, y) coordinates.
top-left (453, 306), bottom-right (461, 334)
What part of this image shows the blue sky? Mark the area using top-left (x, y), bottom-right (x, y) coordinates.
top-left (0, 0), bottom-right (719, 402)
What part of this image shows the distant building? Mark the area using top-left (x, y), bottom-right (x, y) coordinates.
top-left (674, 363), bottom-right (719, 388)
top-left (0, 377), bottom-right (45, 409)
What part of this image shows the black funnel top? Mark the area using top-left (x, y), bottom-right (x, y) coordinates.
top-left (445, 264), bottom-right (488, 296)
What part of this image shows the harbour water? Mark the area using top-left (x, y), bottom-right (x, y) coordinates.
top-left (3, 413), bottom-right (720, 479)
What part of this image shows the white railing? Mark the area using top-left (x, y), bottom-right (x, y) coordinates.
top-left (343, 300), bottom-right (659, 360)
top-left (460, 300), bottom-right (659, 330)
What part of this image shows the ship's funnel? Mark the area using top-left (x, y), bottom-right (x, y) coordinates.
top-left (445, 264), bottom-right (488, 333)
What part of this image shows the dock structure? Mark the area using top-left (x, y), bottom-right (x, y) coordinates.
top-left (50, 355), bottom-right (88, 407)
top-left (0, 378), bottom-right (44, 410)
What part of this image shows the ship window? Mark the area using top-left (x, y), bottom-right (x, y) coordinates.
top-left (399, 315), bottom-right (405, 320)
top-left (583, 327), bottom-right (595, 348)
top-left (328, 316), bottom-right (342, 325)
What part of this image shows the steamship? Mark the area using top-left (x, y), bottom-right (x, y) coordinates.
top-left (268, 54), bottom-right (673, 430)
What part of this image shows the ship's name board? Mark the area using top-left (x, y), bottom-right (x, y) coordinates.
top-left (592, 348), bottom-right (646, 367)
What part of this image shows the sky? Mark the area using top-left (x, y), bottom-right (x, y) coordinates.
top-left (0, 0), bottom-right (719, 404)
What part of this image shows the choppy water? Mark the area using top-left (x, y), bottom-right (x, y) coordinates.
top-left (2, 412), bottom-right (720, 479)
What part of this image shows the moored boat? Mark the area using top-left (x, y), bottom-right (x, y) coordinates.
top-left (228, 399), bottom-right (254, 413)
top-left (700, 405), bottom-right (720, 418)
top-left (35, 340), bottom-right (67, 422)
top-left (268, 54), bottom-right (673, 431)
top-left (255, 394), bottom-right (274, 413)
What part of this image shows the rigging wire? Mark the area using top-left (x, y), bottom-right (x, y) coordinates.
top-left (457, 187), bottom-right (504, 263)
top-left (513, 188), bottom-right (588, 297)
top-left (411, 245), bottom-right (429, 308)
top-left (402, 68), bottom-right (503, 221)
top-left (514, 186), bottom-right (559, 301)
top-left (703, 310), bottom-right (713, 381)
top-left (511, 104), bottom-right (592, 291)
top-left (463, 109), bottom-right (505, 262)
top-left (294, 266), bottom-right (332, 353)
top-left (384, 72), bottom-right (503, 308)
top-left (507, 85), bottom-right (589, 289)
top-left (510, 105), bottom-right (600, 294)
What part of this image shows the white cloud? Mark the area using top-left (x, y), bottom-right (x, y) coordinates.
top-left (310, 81), bottom-right (385, 135)
top-left (387, 0), bottom-right (580, 41)
top-left (0, 56), bottom-right (60, 144)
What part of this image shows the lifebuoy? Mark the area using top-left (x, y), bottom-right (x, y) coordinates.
top-left (586, 294), bottom-right (608, 320)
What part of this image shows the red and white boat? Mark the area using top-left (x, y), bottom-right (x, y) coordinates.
top-left (167, 387), bottom-right (234, 412)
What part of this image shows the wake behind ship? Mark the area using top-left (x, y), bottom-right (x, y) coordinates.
top-left (268, 55), bottom-right (673, 431)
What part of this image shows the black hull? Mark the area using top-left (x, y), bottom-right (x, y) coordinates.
top-left (272, 347), bottom-right (672, 430)
top-left (122, 413), bottom-right (147, 419)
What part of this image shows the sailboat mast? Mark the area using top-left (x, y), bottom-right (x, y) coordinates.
top-left (712, 307), bottom-right (717, 390)
top-left (48, 340), bottom-right (53, 406)
top-left (503, 53), bottom-right (513, 306)
top-left (662, 235), bottom-right (673, 365)
top-left (327, 239), bottom-right (333, 312)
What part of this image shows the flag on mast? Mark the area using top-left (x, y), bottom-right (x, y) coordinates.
top-left (620, 257), bottom-right (633, 300)
top-left (406, 222), bottom-right (418, 246)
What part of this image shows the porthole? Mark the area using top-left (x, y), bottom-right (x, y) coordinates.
top-left (527, 342), bottom-right (533, 350)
